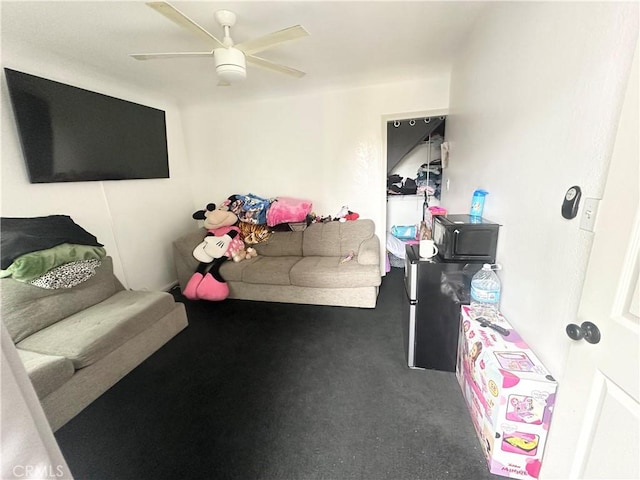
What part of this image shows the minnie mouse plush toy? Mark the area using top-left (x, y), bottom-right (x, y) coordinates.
top-left (183, 203), bottom-right (244, 301)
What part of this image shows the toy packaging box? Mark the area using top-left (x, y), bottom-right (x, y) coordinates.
top-left (456, 305), bottom-right (557, 479)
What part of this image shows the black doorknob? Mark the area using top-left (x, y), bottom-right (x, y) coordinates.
top-left (566, 321), bottom-right (601, 344)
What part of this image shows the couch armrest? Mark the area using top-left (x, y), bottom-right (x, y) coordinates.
top-left (357, 235), bottom-right (380, 265)
top-left (172, 228), bottom-right (207, 291)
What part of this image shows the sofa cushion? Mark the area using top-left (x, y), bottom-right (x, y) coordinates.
top-left (290, 256), bottom-right (382, 288)
top-left (17, 290), bottom-right (176, 369)
top-left (254, 231), bottom-right (303, 257)
top-left (302, 220), bottom-right (375, 257)
top-left (241, 256), bottom-right (301, 285)
top-left (17, 348), bottom-right (75, 399)
top-left (1, 257), bottom-right (123, 343)
top-left (219, 256), bottom-right (261, 282)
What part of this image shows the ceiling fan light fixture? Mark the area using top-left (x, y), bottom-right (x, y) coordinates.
top-left (133, 4), bottom-right (309, 84)
top-left (214, 47), bottom-right (246, 83)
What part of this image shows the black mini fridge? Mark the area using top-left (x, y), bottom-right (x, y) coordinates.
top-left (403, 244), bottom-right (483, 372)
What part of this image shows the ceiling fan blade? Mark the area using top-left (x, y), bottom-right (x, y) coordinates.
top-left (235, 25), bottom-right (309, 56)
top-left (130, 51), bottom-right (215, 60)
top-left (146, 1), bottom-right (225, 49)
top-left (246, 55), bottom-right (306, 78)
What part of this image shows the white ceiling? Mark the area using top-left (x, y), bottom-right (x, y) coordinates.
top-left (1, 1), bottom-right (488, 105)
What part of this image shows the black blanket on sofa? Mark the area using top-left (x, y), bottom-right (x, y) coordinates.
top-left (0, 215), bottom-right (103, 269)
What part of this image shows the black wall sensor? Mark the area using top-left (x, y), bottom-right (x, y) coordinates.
top-left (562, 186), bottom-right (582, 219)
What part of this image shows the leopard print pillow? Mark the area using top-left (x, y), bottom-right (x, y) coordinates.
top-left (29, 259), bottom-right (101, 289)
top-left (238, 222), bottom-right (272, 245)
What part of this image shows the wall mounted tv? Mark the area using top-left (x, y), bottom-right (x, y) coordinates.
top-left (4, 68), bottom-right (170, 183)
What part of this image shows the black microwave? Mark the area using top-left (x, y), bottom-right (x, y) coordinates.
top-left (432, 214), bottom-right (500, 263)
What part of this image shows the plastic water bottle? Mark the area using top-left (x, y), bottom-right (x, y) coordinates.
top-left (470, 263), bottom-right (501, 319)
top-left (470, 189), bottom-right (488, 218)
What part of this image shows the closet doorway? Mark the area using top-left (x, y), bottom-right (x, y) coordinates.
top-left (383, 111), bottom-right (447, 243)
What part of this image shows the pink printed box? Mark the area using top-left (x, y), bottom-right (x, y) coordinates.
top-left (455, 305), bottom-right (557, 479)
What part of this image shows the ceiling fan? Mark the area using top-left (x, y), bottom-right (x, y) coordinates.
top-left (130, 2), bottom-right (310, 86)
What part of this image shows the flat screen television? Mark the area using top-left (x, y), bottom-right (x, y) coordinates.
top-left (4, 68), bottom-right (170, 183)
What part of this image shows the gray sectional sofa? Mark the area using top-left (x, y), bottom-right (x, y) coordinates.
top-left (1, 257), bottom-right (188, 431)
top-left (173, 219), bottom-right (382, 308)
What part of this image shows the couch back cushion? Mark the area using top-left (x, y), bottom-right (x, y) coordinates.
top-left (254, 231), bottom-right (303, 257)
top-left (1, 256), bottom-right (123, 343)
top-left (303, 220), bottom-right (375, 257)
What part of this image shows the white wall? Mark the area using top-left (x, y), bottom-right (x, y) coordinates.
top-left (444, 2), bottom-right (638, 377)
top-left (1, 44), bottom-right (196, 290)
top-left (180, 76), bottom-right (450, 262)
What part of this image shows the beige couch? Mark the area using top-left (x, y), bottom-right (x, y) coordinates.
top-left (1, 257), bottom-right (188, 431)
top-left (173, 219), bottom-right (382, 308)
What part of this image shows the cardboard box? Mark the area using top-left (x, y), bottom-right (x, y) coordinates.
top-left (456, 305), bottom-right (557, 479)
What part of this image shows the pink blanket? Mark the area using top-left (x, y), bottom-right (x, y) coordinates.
top-left (266, 197), bottom-right (312, 227)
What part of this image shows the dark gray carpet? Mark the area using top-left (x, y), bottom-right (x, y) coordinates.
top-left (55, 268), bottom-right (500, 480)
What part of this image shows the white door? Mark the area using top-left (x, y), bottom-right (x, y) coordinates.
top-left (541, 49), bottom-right (639, 478)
